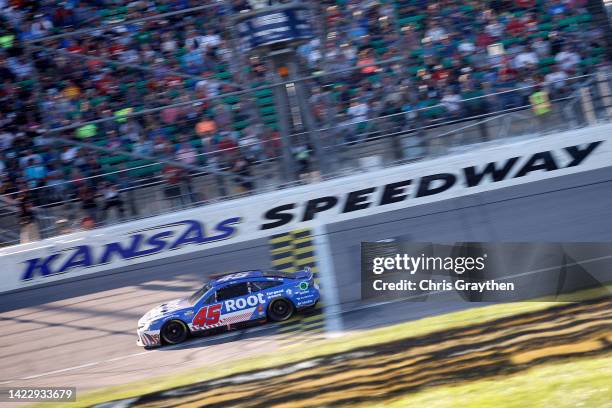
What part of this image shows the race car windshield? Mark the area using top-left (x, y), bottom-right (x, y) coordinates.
top-left (188, 283), bottom-right (212, 305)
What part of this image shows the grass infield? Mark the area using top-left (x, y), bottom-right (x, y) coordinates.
top-left (382, 355), bottom-right (612, 408)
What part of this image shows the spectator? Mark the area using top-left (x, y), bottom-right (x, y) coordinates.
top-left (293, 144), bottom-right (312, 180)
top-left (81, 216), bottom-right (96, 230)
top-left (441, 89), bottom-right (463, 118)
top-left (176, 142), bottom-right (197, 166)
top-left (24, 158), bottom-right (46, 189)
top-left (217, 130), bottom-right (239, 166)
top-left (18, 199), bottom-right (39, 243)
top-left (19, 149), bottom-right (42, 169)
top-left (45, 164), bottom-right (65, 203)
top-left (530, 85), bottom-right (553, 130)
top-left (61, 146), bottom-right (79, 164)
top-left (232, 155), bottom-right (254, 193)
top-left (555, 45), bottom-right (581, 72)
top-left (262, 129), bottom-right (282, 161)
top-left (162, 164), bottom-right (185, 208)
top-left (78, 185), bottom-right (98, 223)
top-left (347, 99), bottom-right (369, 125)
top-left (161, 102), bottom-right (182, 125)
top-left (30, 14), bottom-right (53, 37)
top-left (532, 37), bottom-right (551, 59)
top-left (101, 182), bottom-right (124, 222)
top-left (426, 19), bottom-right (447, 43)
top-left (514, 46), bottom-right (539, 70)
top-left (153, 135), bottom-right (170, 157)
top-left (133, 135), bottom-right (153, 156)
top-left (545, 65), bottom-right (569, 96)
top-left (195, 116), bottom-right (217, 137)
top-left (201, 29), bottom-right (221, 50)
top-left (548, 0), bottom-right (567, 16)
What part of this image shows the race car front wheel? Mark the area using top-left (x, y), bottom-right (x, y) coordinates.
top-left (161, 320), bottom-right (188, 345)
top-left (268, 299), bottom-right (295, 322)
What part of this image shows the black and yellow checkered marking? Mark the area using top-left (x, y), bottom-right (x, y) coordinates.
top-left (269, 228), bottom-right (325, 343)
top-left (270, 229), bottom-right (318, 275)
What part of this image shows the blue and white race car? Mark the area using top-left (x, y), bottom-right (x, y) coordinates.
top-left (137, 268), bottom-right (319, 347)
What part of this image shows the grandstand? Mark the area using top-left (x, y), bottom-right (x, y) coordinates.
top-left (0, 0), bottom-right (610, 245)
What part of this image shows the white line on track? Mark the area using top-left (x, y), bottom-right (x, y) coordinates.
top-left (24, 362), bottom-right (101, 380)
top-left (4, 324), bottom-right (274, 384)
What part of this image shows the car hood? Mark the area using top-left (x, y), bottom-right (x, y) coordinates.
top-left (139, 297), bottom-right (192, 324)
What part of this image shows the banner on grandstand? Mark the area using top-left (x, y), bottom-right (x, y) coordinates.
top-left (235, 5), bottom-right (314, 51)
top-left (1, 124), bottom-right (611, 292)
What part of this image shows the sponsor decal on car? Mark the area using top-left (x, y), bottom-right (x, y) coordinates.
top-left (224, 293), bottom-right (266, 312)
top-left (265, 289), bottom-right (285, 298)
top-left (192, 304), bottom-right (222, 328)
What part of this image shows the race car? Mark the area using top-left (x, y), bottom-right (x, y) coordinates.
top-left (137, 268), bottom-right (319, 347)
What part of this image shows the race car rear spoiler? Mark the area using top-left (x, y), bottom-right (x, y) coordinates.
top-left (294, 267), bottom-right (313, 280)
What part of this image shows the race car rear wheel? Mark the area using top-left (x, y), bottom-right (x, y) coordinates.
top-left (268, 298), bottom-right (294, 322)
top-left (161, 320), bottom-right (188, 345)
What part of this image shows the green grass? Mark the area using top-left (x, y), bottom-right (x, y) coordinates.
top-left (379, 355), bottom-right (612, 408)
top-left (34, 286), bottom-right (611, 407)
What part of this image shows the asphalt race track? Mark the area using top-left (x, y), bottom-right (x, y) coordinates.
top-left (1, 166), bottom-right (612, 398)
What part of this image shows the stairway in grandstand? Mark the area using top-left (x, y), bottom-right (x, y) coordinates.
top-left (251, 80), bottom-right (280, 133)
top-left (586, 0), bottom-right (612, 63)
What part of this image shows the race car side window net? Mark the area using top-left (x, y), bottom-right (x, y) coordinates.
top-left (250, 280), bottom-right (283, 292)
top-left (216, 282), bottom-right (250, 301)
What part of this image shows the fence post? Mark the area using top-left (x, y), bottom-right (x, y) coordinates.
top-left (597, 71), bottom-right (612, 122)
top-left (313, 225), bottom-right (344, 337)
top-left (580, 87), bottom-right (597, 125)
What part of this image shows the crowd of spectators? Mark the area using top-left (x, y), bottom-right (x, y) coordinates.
top-left (300, 0), bottom-right (607, 139)
top-left (0, 0), bottom-right (277, 218)
top-left (0, 0), bottom-right (609, 240)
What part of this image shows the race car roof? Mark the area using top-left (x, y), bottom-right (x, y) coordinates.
top-left (208, 270), bottom-right (300, 286)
